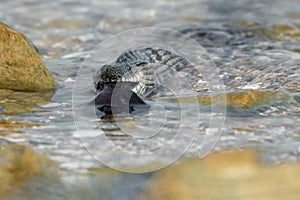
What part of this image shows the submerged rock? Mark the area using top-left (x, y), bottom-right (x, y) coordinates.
top-left (0, 144), bottom-right (59, 199)
top-left (171, 90), bottom-right (289, 109)
top-left (0, 22), bottom-right (56, 91)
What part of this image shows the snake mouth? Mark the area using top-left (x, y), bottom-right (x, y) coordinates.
top-left (94, 82), bottom-right (150, 115)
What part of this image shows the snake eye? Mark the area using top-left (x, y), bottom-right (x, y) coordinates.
top-left (136, 61), bottom-right (148, 66)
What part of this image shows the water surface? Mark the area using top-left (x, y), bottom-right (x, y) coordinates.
top-left (0, 0), bottom-right (299, 199)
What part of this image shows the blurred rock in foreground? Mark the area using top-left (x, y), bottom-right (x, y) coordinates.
top-left (139, 150), bottom-right (300, 200)
top-left (0, 144), bottom-right (59, 200)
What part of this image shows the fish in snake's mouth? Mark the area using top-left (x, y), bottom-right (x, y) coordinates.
top-left (94, 81), bottom-right (150, 114)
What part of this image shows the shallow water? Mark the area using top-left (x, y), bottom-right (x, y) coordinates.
top-left (0, 0), bottom-right (300, 199)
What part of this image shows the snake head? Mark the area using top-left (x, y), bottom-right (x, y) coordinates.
top-left (94, 61), bottom-right (148, 91)
top-left (93, 64), bottom-right (122, 90)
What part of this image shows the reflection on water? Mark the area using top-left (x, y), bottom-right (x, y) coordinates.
top-left (0, 119), bottom-right (42, 135)
top-left (0, 89), bottom-right (54, 115)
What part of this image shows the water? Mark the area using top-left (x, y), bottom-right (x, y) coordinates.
top-left (0, 0), bottom-right (300, 199)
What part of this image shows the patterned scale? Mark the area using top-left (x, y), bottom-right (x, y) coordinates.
top-left (115, 47), bottom-right (195, 97)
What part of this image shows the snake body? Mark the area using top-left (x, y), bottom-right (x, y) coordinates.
top-left (93, 25), bottom-right (259, 97)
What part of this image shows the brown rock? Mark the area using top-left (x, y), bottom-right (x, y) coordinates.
top-left (0, 22), bottom-right (56, 91)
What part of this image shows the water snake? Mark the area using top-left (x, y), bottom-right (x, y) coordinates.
top-left (93, 46), bottom-right (196, 114)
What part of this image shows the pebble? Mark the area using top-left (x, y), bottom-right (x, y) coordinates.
top-left (64, 77), bottom-right (75, 82)
top-left (40, 102), bottom-right (62, 108)
top-left (0, 106), bottom-right (4, 113)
